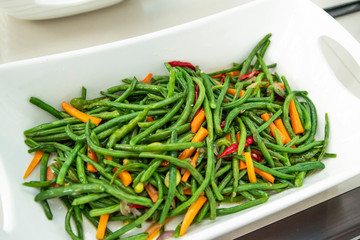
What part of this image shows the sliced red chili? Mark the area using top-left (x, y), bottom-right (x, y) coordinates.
top-left (238, 70), bottom-right (262, 80)
top-left (168, 61), bottom-right (196, 71)
top-left (218, 136), bottom-right (254, 158)
top-left (129, 204), bottom-right (147, 209)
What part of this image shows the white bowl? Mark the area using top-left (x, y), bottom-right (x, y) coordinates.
top-left (1, 0), bottom-right (360, 239)
top-left (0, 0), bottom-right (124, 20)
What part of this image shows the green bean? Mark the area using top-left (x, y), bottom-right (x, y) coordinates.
top-left (65, 207), bottom-right (82, 240)
top-left (200, 72), bottom-right (217, 109)
top-left (216, 197), bottom-right (268, 216)
top-left (242, 116), bottom-right (274, 167)
top-left (24, 111), bottom-right (118, 134)
top-left (87, 177), bottom-right (153, 207)
top-left (257, 109), bottom-right (283, 133)
top-left (30, 97), bottom-right (63, 119)
top-left (120, 233), bottom-right (149, 240)
top-left (274, 161), bottom-right (325, 173)
top-left (207, 63), bottom-right (242, 77)
top-left (203, 96), bottom-right (214, 142)
top-left (214, 75), bottom-right (230, 135)
top-left (72, 193), bottom-right (109, 205)
top-left (264, 140), bottom-right (323, 153)
top-left (141, 123), bottom-right (190, 143)
top-left (224, 102), bottom-right (282, 132)
top-left (222, 87), bottom-right (253, 110)
top-left (167, 69), bottom-right (176, 98)
top-left (294, 171), bottom-right (307, 187)
top-left (104, 179), bottom-right (163, 240)
top-left (107, 83), bottom-right (165, 94)
top-left (239, 33), bottom-right (272, 75)
top-left (22, 178), bottom-right (56, 188)
top-left (318, 113), bottom-right (330, 161)
top-left (114, 77), bottom-right (138, 103)
top-left (130, 99), bottom-right (184, 145)
top-left (34, 183), bottom-right (105, 201)
top-left (65, 124), bottom-right (85, 141)
top-left (115, 142), bottom-right (204, 152)
top-left (57, 141), bottom-right (84, 185)
top-left (253, 39), bottom-right (271, 70)
top-left (222, 182), bottom-right (288, 194)
top-left (107, 108), bottom-right (150, 148)
top-left (168, 69), bottom-right (195, 129)
top-left (190, 77), bottom-right (206, 119)
top-left (88, 92), bottom-right (184, 111)
top-left (89, 204), bottom-right (120, 217)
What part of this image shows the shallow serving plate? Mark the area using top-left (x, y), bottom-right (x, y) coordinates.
top-left (1, 0), bottom-right (360, 239)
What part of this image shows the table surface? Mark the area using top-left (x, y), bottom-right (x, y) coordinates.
top-left (0, 0), bottom-right (359, 239)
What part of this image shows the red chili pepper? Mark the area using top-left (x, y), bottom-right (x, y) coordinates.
top-left (251, 150), bottom-right (263, 162)
top-left (220, 74), bottom-right (226, 83)
top-left (168, 61), bottom-right (196, 71)
top-left (220, 120), bottom-right (226, 129)
top-left (218, 136), bottom-right (254, 158)
top-left (129, 204), bottom-right (147, 209)
top-left (238, 70), bottom-right (262, 80)
top-left (194, 84), bottom-right (199, 104)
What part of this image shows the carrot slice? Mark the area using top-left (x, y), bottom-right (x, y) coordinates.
top-left (261, 113), bottom-right (286, 144)
top-left (145, 184), bottom-right (158, 203)
top-left (183, 188), bottom-right (204, 195)
top-left (181, 149), bottom-right (200, 183)
top-left (191, 108), bottom-right (206, 133)
top-left (87, 147), bottom-right (98, 173)
top-left (141, 73), bottom-right (153, 83)
top-left (61, 101), bottom-right (102, 126)
top-left (214, 80), bottom-right (245, 98)
top-left (179, 195), bottom-right (207, 236)
top-left (245, 152), bottom-right (256, 183)
top-left (211, 70), bottom-right (240, 78)
top-left (146, 116), bottom-right (154, 122)
top-left (96, 214), bottom-right (109, 240)
top-left (274, 119), bottom-right (291, 144)
top-left (145, 217), bottom-right (171, 240)
top-left (118, 171), bottom-right (132, 187)
top-left (240, 159), bottom-right (274, 183)
top-left (236, 132), bottom-right (241, 143)
top-left (289, 99), bottom-right (304, 134)
top-left (178, 127), bottom-right (208, 160)
top-left (23, 150), bottom-right (44, 179)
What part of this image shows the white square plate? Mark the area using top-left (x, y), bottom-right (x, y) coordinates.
top-left (1, 0), bottom-right (360, 239)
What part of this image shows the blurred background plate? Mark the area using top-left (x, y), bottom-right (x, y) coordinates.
top-left (0, 0), bottom-right (124, 20)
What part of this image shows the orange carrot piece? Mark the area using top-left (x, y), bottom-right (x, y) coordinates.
top-left (289, 99), bottom-right (304, 134)
top-left (183, 188), bottom-right (204, 195)
top-left (236, 132), bottom-right (241, 143)
top-left (87, 147), bottom-right (98, 173)
top-left (180, 195), bottom-right (207, 236)
top-left (62, 101), bottom-right (102, 126)
top-left (96, 214), bottom-right (109, 240)
top-left (191, 108), bottom-right (206, 133)
top-left (145, 184), bottom-right (159, 203)
top-left (146, 116), bottom-right (154, 122)
top-left (261, 113), bottom-right (286, 144)
top-left (178, 127), bottom-right (208, 160)
top-left (46, 166), bottom-right (61, 187)
top-left (181, 149), bottom-right (200, 183)
top-left (211, 70), bottom-right (240, 78)
top-left (224, 133), bottom-right (231, 142)
top-left (145, 218), bottom-right (171, 240)
top-left (239, 160), bottom-right (247, 170)
top-left (240, 159), bottom-right (274, 183)
top-left (141, 73), bottom-right (153, 84)
top-left (245, 152), bottom-right (256, 183)
top-left (264, 82), bottom-right (285, 90)
top-left (274, 119), bottom-right (291, 144)
top-left (254, 168), bottom-right (275, 183)
top-left (214, 80), bottom-right (245, 98)
top-left (118, 171), bottom-right (132, 187)
top-left (23, 150), bottom-right (44, 180)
